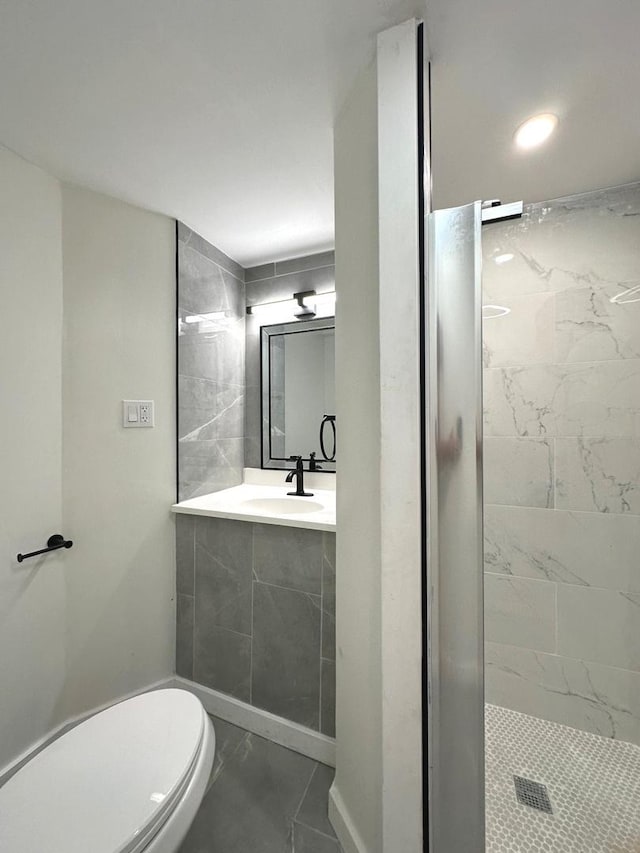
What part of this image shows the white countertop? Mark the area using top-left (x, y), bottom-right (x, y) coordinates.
top-left (172, 480), bottom-right (336, 532)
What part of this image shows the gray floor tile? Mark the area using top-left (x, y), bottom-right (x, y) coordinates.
top-left (290, 821), bottom-right (341, 853)
top-left (180, 724), bottom-right (316, 853)
top-left (295, 764), bottom-right (337, 838)
top-left (208, 717), bottom-right (250, 790)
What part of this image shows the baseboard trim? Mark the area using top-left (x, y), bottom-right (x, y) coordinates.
top-left (171, 676), bottom-right (336, 767)
top-left (328, 784), bottom-right (369, 853)
top-left (0, 676), bottom-right (174, 787)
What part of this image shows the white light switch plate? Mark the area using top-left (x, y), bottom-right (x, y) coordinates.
top-left (123, 400), bottom-right (155, 428)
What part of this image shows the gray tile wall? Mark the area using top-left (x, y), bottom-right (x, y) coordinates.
top-left (244, 251), bottom-right (335, 468)
top-left (176, 514), bottom-right (336, 736)
top-left (177, 222), bottom-right (246, 500)
top-left (483, 182), bottom-right (640, 744)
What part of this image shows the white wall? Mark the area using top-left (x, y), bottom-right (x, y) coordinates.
top-left (59, 185), bottom-right (176, 720)
top-left (332, 57), bottom-right (384, 853)
top-left (331, 20), bottom-right (425, 853)
top-left (0, 146), bottom-right (65, 771)
top-left (377, 20), bottom-right (423, 852)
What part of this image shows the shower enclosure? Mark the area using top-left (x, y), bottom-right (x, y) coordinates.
top-left (426, 182), bottom-right (640, 851)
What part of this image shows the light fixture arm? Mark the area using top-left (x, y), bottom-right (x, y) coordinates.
top-left (246, 288), bottom-right (336, 317)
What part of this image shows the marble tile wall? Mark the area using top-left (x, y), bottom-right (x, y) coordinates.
top-left (483, 182), bottom-right (640, 744)
top-left (177, 222), bottom-right (246, 500)
top-left (176, 514), bottom-right (336, 736)
top-left (244, 251), bottom-right (335, 468)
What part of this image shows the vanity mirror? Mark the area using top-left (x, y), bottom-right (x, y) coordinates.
top-left (261, 317), bottom-right (336, 471)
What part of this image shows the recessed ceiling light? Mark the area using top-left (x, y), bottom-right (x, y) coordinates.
top-left (514, 113), bottom-right (558, 150)
top-left (482, 304), bottom-right (511, 319)
top-left (610, 283), bottom-right (640, 304)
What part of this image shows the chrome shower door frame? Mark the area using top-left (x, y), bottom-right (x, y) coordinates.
top-left (425, 201), bottom-right (485, 852)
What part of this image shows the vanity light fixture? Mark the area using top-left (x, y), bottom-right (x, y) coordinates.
top-left (494, 252), bottom-right (514, 265)
top-left (246, 297), bottom-right (299, 317)
top-left (514, 113), bottom-right (558, 150)
top-left (302, 290), bottom-right (336, 309)
top-left (247, 290), bottom-right (336, 318)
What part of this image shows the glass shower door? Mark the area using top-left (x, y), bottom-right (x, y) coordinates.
top-left (426, 184), bottom-right (640, 852)
top-left (482, 183), bottom-right (640, 852)
top-left (425, 201), bottom-right (485, 852)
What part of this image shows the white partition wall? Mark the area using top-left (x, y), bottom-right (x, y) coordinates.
top-left (332, 19), bottom-right (428, 853)
top-left (377, 19), bottom-right (425, 853)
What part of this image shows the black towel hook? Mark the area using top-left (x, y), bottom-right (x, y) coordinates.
top-left (17, 534), bottom-right (73, 563)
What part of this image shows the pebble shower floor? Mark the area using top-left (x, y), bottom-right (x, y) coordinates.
top-left (486, 704), bottom-right (640, 852)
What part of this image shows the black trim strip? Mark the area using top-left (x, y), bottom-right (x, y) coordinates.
top-left (175, 219), bottom-right (180, 503)
top-left (417, 21), bottom-right (430, 853)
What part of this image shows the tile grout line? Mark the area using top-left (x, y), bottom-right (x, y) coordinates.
top-left (292, 816), bottom-right (341, 845)
top-left (486, 638), bottom-right (640, 677)
top-left (482, 570), bottom-right (640, 597)
top-left (246, 261), bottom-right (335, 286)
top-left (483, 356), bottom-right (640, 371)
top-left (293, 763), bottom-right (318, 822)
top-left (483, 500), bottom-right (640, 518)
top-left (253, 577), bottom-right (322, 598)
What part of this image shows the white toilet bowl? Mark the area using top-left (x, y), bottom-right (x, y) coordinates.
top-left (0, 688), bottom-right (215, 853)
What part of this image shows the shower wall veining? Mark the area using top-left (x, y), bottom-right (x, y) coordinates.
top-left (176, 231), bottom-right (336, 735)
top-left (483, 182), bottom-right (640, 744)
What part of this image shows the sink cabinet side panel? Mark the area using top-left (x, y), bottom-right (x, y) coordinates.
top-left (175, 515), bottom-right (336, 733)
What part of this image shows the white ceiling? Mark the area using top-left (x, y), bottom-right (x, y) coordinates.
top-left (428, 0), bottom-right (640, 210)
top-left (0, 0), bottom-right (419, 267)
top-left (1, 2), bottom-right (639, 266)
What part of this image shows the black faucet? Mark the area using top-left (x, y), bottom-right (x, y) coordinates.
top-left (309, 452), bottom-right (323, 472)
top-left (286, 456), bottom-right (314, 497)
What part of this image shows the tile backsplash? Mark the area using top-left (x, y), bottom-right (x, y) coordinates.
top-left (483, 182), bottom-right (640, 744)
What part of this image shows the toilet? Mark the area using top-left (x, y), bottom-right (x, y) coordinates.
top-left (0, 688), bottom-right (215, 853)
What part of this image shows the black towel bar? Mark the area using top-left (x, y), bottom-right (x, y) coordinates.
top-left (17, 534), bottom-right (73, 563)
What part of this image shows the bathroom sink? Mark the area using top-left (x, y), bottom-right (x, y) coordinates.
top-left (240, 497), bottom-right (324, 515)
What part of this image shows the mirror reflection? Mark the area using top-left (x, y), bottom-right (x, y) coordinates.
top-left (261, 319), bottom-right (336, 471)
